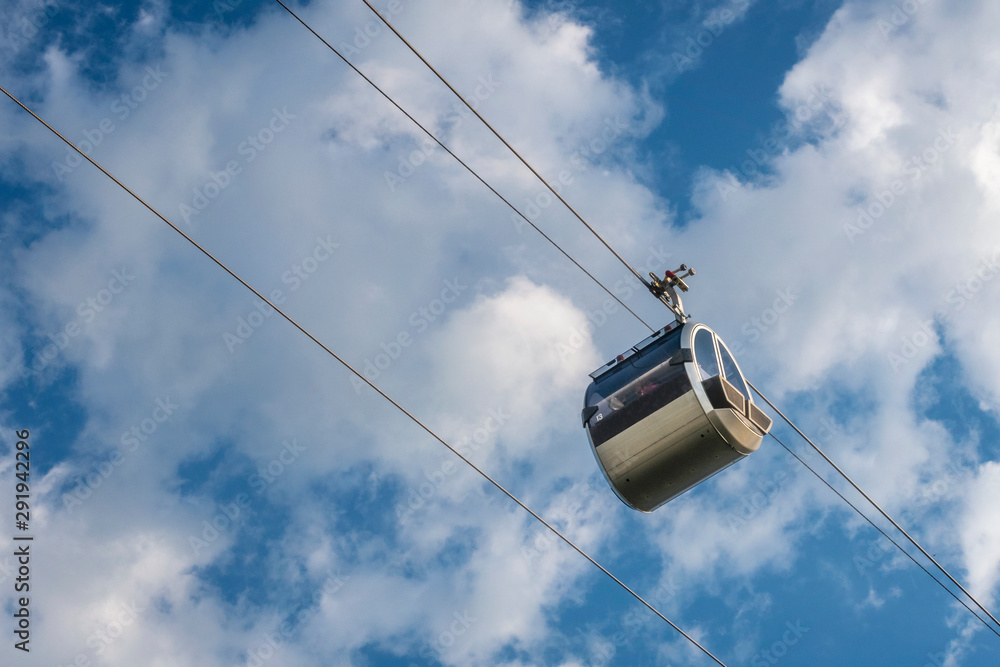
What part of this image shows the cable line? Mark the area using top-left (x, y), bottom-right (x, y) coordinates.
top-left (750, 380), bottom-right (1000, 636)
top-left (359, 0), bottom-right (653, 291)
top-left (0, 83), bottom-right (728, 667)
top-left (347, 0), bottom-right (1000, 639)
top-left (767, 430), bottom-right (1000, 639)
top-left (338, 0), bottom-right (1000, 643)
top-left (347, 0), bottom-right (1000, 638)
top-left (271, 0), bottom-right (656, 333)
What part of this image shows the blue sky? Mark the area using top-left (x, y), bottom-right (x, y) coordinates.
top-left (2, 0), bottom-right (1000, 665)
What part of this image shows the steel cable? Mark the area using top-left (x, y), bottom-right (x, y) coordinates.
top-left (273, 0), bottom-right (656, 333)
top-left (0, 82), bottom-right (728, 667)
top-left (751, 380), bottom-right (1000, 637)
top-left (344, 0), bottom-right (1000, 646)
top-left (767, 430), bottom-right (1000, 639)
top-left (358, 0), bottom-right (654, 291)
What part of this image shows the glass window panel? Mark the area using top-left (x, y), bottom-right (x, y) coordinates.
top-left (694, 328), bottom-right (719, 381)
top-left (718, 342), bottom-right (750, 402)
top-left (590, 327), bottom-right (682, 403)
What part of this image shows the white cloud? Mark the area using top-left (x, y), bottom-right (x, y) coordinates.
top-left (0, 2), bottom-right (665, 664)
top-left (4, 0), bottom-right (1000, 664)
top-left (630, 0), bottom-right (1000, 634)
top-left (960, 462), bottom-right (1000, 603)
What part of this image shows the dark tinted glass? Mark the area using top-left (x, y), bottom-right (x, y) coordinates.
top-left (584, 328), bottom-right (690, 446)
top-left (718, 342), bottom-right (750, 402)
top-left (694, 328), bottom-right (719, 381)
top-left (586, 327), bottom-right (683, 408)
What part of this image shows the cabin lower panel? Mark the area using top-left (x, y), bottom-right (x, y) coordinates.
top-left (592, 390), bottom-right (745, 511)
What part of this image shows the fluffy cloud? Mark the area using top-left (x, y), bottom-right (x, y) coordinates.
top-left (3, 0), bottom-right (1000, 664)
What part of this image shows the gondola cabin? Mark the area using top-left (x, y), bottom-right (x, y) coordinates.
top-left (582, 321), bottom-right (772, 511)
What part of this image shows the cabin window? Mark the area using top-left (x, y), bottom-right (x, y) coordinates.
top-left (718, 342), bottom-right (750, 403)
top-left (694, 328), bottom-right (719, 381)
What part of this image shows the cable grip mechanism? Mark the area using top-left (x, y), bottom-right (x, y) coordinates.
top-left (648, 264), bottom-right (695, 324)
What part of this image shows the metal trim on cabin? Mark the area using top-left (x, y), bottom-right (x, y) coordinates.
top-left (582, 321), bottom-right (771, 512)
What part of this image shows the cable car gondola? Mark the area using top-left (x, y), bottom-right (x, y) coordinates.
top-left (582, 266), bottom-right (772, 511)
